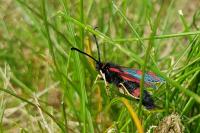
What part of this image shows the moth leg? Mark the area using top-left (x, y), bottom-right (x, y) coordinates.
top-left (97, 74), bottom-right (103, 80)
top-left (119, 83), bottom-right (139, 99)
top-left (94, 74), bottom-right (102, 85)
top-left (119, 83), bottom-right (130, 95)
top-left (100, 70), bottom-right (110, 96)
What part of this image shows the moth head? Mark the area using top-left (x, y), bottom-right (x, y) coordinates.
top-left (95, 62), bottom-right (103, 71)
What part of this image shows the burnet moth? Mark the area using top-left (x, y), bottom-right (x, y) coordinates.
top-left (71, 34), bottom-right (164, 109)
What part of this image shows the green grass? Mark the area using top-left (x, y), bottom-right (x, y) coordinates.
top-left (0, 0), bottom-right (200, 132)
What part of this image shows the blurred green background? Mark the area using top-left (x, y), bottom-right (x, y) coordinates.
top-left (0, 0), bottom-right (200, 132)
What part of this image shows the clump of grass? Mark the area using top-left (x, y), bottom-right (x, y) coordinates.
top-left (0, 0), bottom-right (200, 132)
top-left (154, 113), bottom-right (185, 133)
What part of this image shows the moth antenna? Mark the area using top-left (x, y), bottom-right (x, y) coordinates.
top-left (71, 47), bottom-right (99, 63)
top-left (93, 27), bottom-right (101, 63)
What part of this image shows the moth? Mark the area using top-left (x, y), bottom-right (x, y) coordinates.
top-left (71, 34), bottom-right (164, 109)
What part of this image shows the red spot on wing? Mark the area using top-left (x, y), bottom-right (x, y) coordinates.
top-left (109, 67), bottom-right (121, 73)
top-left (136, 70), bottom-right (142, 75)
top-left (137, 70), bottom-right (159, 80)
top-left (148, 71), bottom-right (156, 76)
top-left (109, 67), bottom-right (130, 75)
top-left (132, 88), bottom-right (140, 97)
top-left (147, 72), bottom-right (160, 81)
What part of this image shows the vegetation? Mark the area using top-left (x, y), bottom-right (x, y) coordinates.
top-left (0, 0), bottom-right (200, 132)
